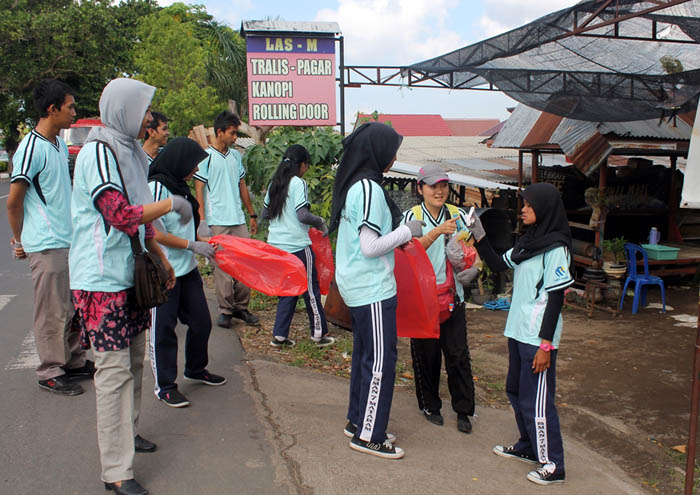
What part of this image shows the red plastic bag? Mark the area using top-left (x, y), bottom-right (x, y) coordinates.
top-left (394, 239), bottom-right (440, 339)
top-left (210, 235), bottom-right (307, 297)
top-left (308, 228), bottom-right (334, 295)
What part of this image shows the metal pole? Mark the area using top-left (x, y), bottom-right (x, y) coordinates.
top-left (685, 302), bottom-right (700, 495)
top-left (338, 35), bottom-right (346, 136)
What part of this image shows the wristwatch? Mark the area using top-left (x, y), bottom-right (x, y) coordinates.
top-left (539, 342), bottom-right (554, 352)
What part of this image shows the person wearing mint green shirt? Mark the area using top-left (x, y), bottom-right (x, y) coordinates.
top-left (262, 144), bottom-right (333, 349)
top-left (6, 79), bottom-right (90, 396)
top-left (329, 122), bottom-right (424, 461)
top-left (148, 137), bottom-right (227, 409)
top-left (194, 110), bottom-right (259, 328)
top-left (458, 182), bottom-right (573, 486)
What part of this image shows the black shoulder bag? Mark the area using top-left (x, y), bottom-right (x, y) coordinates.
top-left (96, 140), bottom-right (169, 309)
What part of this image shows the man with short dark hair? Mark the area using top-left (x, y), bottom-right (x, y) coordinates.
top-left (6, 79), bottom-right (93, 396)
top-left (194, 110), bottom-right (259, 327)
top-left (142, 111), bottom-right (169, 162)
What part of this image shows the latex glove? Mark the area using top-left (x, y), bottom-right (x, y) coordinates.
top-left (446, 235), bottom-right (466, 271)
top-left (466, 212), bottom-right (486, 242)
top-left (455, 266), bottom-right (479, 286)
top-left (318, 219), bottom-right (329, 237)
top-left (170, 195), bottom-right (193, 225)
top-left (405, 220), bottom-right (426, 238)
top-left (197, 222), bottom-right (212, 238)
top-left (187, 240), bottom-right (216, 259)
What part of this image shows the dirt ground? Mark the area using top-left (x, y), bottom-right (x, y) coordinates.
top-left (223, 282), bottom-right (700, 494)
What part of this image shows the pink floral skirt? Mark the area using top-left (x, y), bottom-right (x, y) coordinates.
top-left (72, 288), bottom-right (150, 352)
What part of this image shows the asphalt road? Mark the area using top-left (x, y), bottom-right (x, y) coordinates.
top-left (0, 179), bottom-right (291, 495)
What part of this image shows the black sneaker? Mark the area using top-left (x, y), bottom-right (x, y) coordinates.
top-left (38, 375), bottom-right (84, 396)
top-left (134, 434), bottom-right (157, 453)
top-left (344, 421), bottom-right (396, 443)
top-left (270, 338), bottom-right (296, 348)
top-left (423, 409), bottom-right (444, 426)
top-left (457, 414), bottom-right (472, 434)
top-left (63, 360), bottom-right (96, 379)
top-left (232, 310), bottom-right (259, 325)
top-left (349, 436), bottom-right (404, 459)
top-left (159, 389), bottom-right (190, 408)
top-left (216, 313), bottom-right (233, 328)
top-left (184, 370), bottom-right (227, 386)
top-left (493, 445), bottom-right (538, 464)
top-left (313, 336), bottom-right (335, 347)
top-left (527, 465), bottom-right (566, 485)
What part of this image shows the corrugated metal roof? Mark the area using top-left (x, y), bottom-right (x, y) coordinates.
top-left (522, 112), bottom-right (562, 147)
top-left (397, 136), bottom-right (520, 163)
top-left (240, 20), bottom-right (341, 36)
top-left (444, 119), bottom-right (500, 137)
top-left (491, 105), bottom-right (542, 148)
top-left (600, 119), bottom-right (692, 140)
top-left (356, 114), bottom-right (451, 136)
top-left (389, 161), bottom-right (518, 190)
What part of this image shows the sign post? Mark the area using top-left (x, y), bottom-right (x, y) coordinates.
top-left (246, 34), bottom-right (337, 127)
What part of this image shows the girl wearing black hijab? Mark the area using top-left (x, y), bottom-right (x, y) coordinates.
top-left (449, 182), bottom-right (572, 485)
top-left (330, 123), bottom-right (424, 460)
top-left (147, 137), bottom-right (227, 408)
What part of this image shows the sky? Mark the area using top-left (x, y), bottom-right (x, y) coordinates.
top-left (158, 0), bottom-right (579, 127)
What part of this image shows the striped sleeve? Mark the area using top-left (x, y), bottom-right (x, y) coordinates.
top-left (89, 142), bottom-right (123, 204)
top-left (502, 248), bottom-right (515, 269)
top-left (236, 151), bottom-right (246, 180)
top-left (193, 155), bottom-right (210, 183)
top-left (358, 179), bottom-right (383, 234)
top-left (11, 133), bottom-right (39, 184)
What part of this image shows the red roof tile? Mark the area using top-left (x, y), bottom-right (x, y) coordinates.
top-left (444, 119), bottom-right (501, 136)
top-left (355, 114), bottom-right (452, 136)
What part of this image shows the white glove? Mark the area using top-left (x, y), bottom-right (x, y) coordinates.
top-left (467, 213), bottom-right (486, 242)
top-left (405, 220), bottom-right (426, 238)
top-left (456, 266), bottom-right (479, 286)
top-left (187, 240), bottom-right (216, 259)
top-left (170, 196), bottom-right (193, 225)
top-left (197, 222), bottom-right (213, 238)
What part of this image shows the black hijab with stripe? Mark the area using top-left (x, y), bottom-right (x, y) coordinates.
top-left (510, 182), bottom-right (572, 265)
top-left (148, 137), bottom-right (208, 233)
top-left (329, 122), bottom-right (403, 233)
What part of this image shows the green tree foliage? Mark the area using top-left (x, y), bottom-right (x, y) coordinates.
top-left (0, 0), bottom-right (158, 157)
top-left (205, 24), bottom-right (248, 114)
top-left (243, 127), bottom-right (343, 223)
top-left (134, 4), bottom-right (224, 137)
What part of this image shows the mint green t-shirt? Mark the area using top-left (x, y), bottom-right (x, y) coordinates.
top-left (264, 176), bottom-right (311, 253)
top-left (336, 179), bottom-right (397, 307)
top-left (150, 181), bottom-right (197, 278)
top-left (194, 146), bottom-right (246, 227)
top-left (11, 130), bottom-right (72, 252)
top-left (502, 246), bottom-right (573, 348)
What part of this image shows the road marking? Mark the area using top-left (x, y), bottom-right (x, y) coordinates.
top-left (0, 294), bottom-right (14, 312)
top-left (5, 330), bottom-right (40, 370)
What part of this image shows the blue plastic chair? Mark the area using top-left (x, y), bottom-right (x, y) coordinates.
top-left (618, 243), bottom-right (666, 314)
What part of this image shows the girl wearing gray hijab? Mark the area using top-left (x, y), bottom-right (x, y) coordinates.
top-left (69, 78), bottom-right (191, 495)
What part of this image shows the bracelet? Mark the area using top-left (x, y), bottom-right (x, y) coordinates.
top-left (249, 214), bottom-right (258, 219)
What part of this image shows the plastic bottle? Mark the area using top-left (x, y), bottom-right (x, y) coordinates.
top-left (648, 227), bottom-right (660, 245)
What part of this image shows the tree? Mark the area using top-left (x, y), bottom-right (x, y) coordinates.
top-left (134, 5), bottom-right (225, 137)
top-left (0, 0), bottom-right (158, 164)
top-left (242, 126), bottom-right (343, 225)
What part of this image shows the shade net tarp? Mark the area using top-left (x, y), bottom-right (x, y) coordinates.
top-left (408, 0), bottom-right (700, 122)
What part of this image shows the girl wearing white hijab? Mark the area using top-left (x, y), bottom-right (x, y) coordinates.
top-left (70, 78), bottom-right (191, 495)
